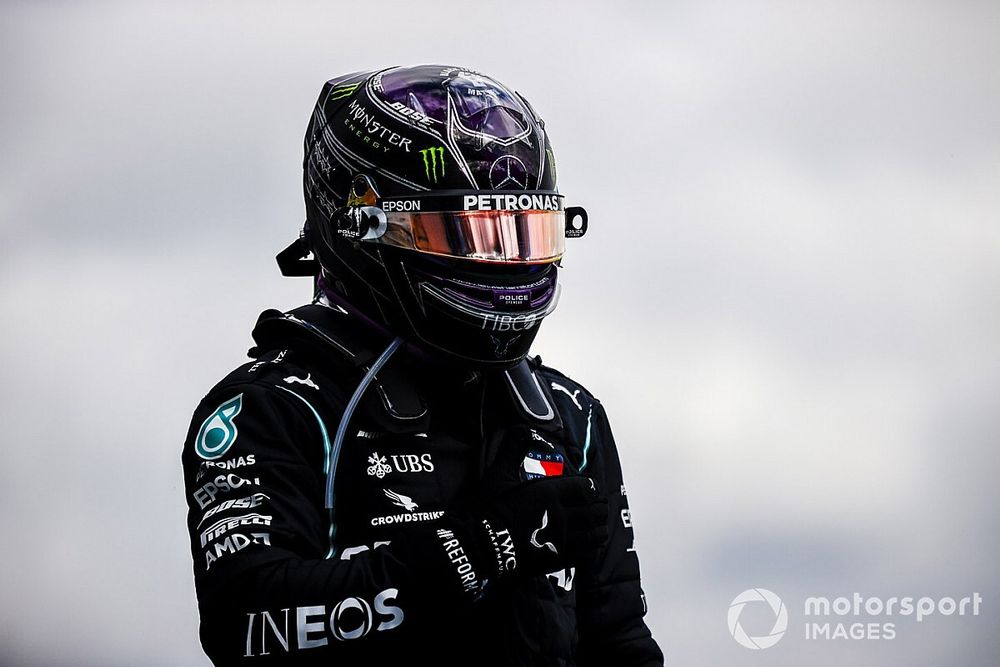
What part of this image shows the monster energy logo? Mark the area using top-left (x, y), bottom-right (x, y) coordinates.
top-left (419, 147), bottom-right (446, 183)
top-left (329, 83), bottom-right (359, 101)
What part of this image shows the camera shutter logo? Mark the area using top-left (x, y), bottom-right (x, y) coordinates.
top-left (728, 588), bottom-right (788, 649)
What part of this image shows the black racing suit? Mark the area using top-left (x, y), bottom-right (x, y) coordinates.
top-left (182, 303), bottom-right (663, 666)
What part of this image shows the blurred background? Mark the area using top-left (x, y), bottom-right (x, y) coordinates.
top-left (2, 1), bottom-right (998, 664)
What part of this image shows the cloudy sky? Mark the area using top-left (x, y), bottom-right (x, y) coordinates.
top-left (2, 1), bottom-right (998, 664)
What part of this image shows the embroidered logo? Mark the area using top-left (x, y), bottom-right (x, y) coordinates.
top-left (367, 452), bottom-right (393, 479)
top-left (384, 489), bottom-right (418, 512)
top-left (195, 395), bottom-right (243, 460)
top-left (550, 382), bottom-right (583, 410)
top-left (522, 451), bottom-right (565, 480)
top-left (283, 373), bottom-right (319, 390)
top-left (530, 510), bottom-right (558, 554)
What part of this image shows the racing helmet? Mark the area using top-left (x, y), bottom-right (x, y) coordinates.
top-left (280, 64), bottom-right (587, 367)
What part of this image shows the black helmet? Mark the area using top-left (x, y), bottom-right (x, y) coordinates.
top-left (281, 64), bottom-right (587, 368)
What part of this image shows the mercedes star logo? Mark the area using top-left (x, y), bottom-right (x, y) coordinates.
top-left (489, 155), bottom-right (528, 190)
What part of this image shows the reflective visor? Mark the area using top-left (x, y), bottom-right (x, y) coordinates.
top-left (375, 210), bottom-right (566, 264)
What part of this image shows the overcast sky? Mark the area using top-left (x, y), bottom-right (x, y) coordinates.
top-left (2, 1), bottom-right (999, 664)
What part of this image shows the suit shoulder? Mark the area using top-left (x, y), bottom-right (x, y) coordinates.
top-left (529, 355), bottom-right (602, 408)
top-left (183, 350), bottom-right (329, 467)
top-left (527, 356), bottom-right (608, 463)
top-left (201, 348), bottom-right (327, 398)
top-left (188, 348), bottom-right (323, 432)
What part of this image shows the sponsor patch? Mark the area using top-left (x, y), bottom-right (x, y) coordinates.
top-left (195, 394), bottom-right (243, 460)
top-left (370, 510), bottom-right (444, 527)
top-left (383, 489), bottom-right (418, 512)
top-left (522, 451), bottom-right (564, 479)
top-left (367, 452), bottom-right (434, 478)
top-left (244, 589), bottom-right (404, 656)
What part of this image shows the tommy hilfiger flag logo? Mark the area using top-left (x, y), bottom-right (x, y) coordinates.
top-left (522, 451), bottom-right (565, 479)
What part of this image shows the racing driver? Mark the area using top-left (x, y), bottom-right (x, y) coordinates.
top-left (182, 64), bottom-right (664, 666)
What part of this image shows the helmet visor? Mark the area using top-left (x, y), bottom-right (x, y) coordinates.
top-left (374, 209), bottom-right (566, 264)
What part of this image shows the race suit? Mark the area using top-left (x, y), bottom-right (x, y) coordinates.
top-left (182, 302), bottom-right (663, 666)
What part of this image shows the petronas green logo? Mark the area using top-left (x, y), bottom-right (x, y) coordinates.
top-left (195, 394), bottom-right (243, 460)
top-left (420, 146), bottom-right (446, 183)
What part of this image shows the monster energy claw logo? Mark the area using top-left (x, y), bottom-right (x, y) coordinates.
top-left (329, 83), bottom-right (359, 101)
top-left (420, 146), bottom-right (446, 183)
top-left (195, 394), bottom-right (244, 460)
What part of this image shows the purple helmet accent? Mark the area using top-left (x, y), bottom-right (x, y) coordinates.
top-left (298, 65), bottom-right (572, 368)
top-left (304, 65), bottom-right (557, 199)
